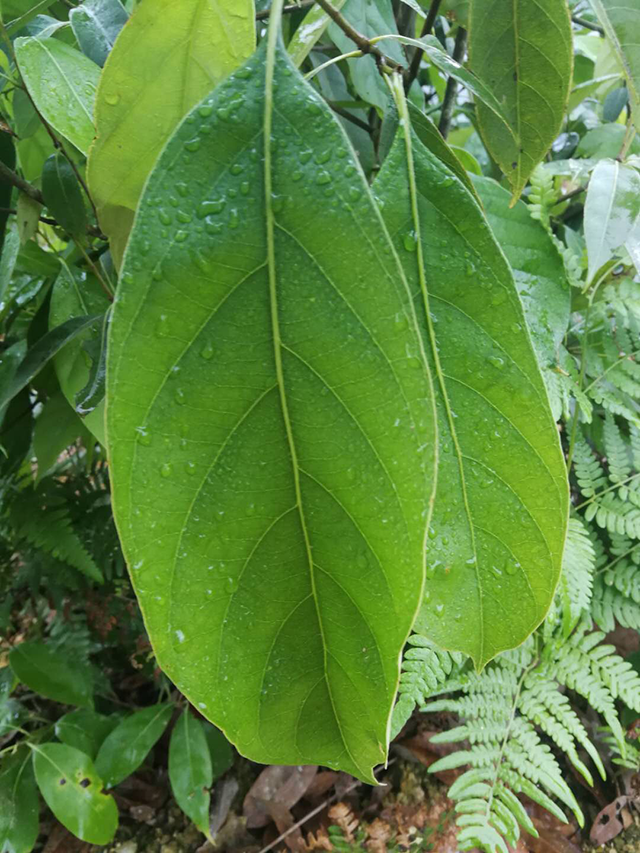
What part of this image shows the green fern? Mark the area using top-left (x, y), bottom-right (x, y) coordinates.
top-left (418, 622), bottom-right (640, 853)
top-left (9, 482), bottom-right (103, 584)
top-left (559, 517), bottom-right (595, 628)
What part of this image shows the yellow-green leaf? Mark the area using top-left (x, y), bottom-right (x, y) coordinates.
top-left (590, 0), bottom-right (640, 133)
top-left (87, 0), bottom-right (256, 265)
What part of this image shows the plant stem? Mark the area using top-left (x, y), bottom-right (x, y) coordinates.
top-left (438, 27), bottom-right (467, 138)
top-left (617, 117), bottom-right (637, 161)
top-left (256, 0), bottom-right (316, 20)
top-left (329, 102), bottom-right (371, 132)
top-left (572, 14), bottom-right (604, 35)
top-left (404, 0), bottom-right (443, 92)
top-left (0, 159), bottom-right (43, 203)
top-left (314, 0), bottom-right (405, 75)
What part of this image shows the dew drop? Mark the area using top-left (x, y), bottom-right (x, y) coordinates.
top-left (316, 171), bottom-right (332, 185)
top-left (432, 602), bottom-right (445, 619)
top-left (198, 104), bottom-right (213, 118)
top-left (291, 170), bottom-right (302, 182)
top-left (184, 138), bottom-right (201, 152)
top-left (160, 463), bottom-right (172, 478)
top-left (104, 92), bottom-right (119, 105)
top-left (175, 230), bottom-right (188, 243)
top-left (155, 315), bottom-right (168, 336)
top-left (136, 426), bottom-right (151, 446)
top-left (348, 186), bottom-right (361, 202)
top-left (185, 461), bottom-right (196, 476)
top-left (198, 199), bottom-right (225, 218)
top-left (175, 389), bottom-right (186, 405)
top-left (226, 576), bottom-right (238, 593)
top-left (488, 355), bottom-right (505, 370)
top-left (240, 181), bottom-right (250, 196)
top-left (158, 209), bottom-right (172, 226)
top-left (200, 344), bottom-right (215, 360)
top-left (230, 163), bottom-right (244, 176)
top-left (403, 231), bottom-right (418, 252)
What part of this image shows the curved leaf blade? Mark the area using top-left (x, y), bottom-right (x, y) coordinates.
top-left (69, 0), bottom-right (129, 67)
top-left (87, 0), bottom-right (256, 264)
top-left (169, 710), bottom-right (213, 835)
top-left (9, 641), bottom-right (94, 708)
top-left (590, 0), bottom-right (640, 133)
top-left (32, 743), bottom-right (118, 845)
top-left (468, 0), bottom-right (573, 201)
top-left (14, 38), bottom-right (100, 155)
top-left (375, 87), bottom-right (569, 666)
top-left (107, 39), bottom-right (436, 779)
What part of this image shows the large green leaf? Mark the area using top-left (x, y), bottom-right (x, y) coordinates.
top-left (374, 79), bottom-right (569, 666)
top-left (471, 175), bottom-right (571, 420)
top-left (106, 32), bottom-right (436, 779)
top-left (0, 748), bottom-right (39, 853)
top-left (468, 0), bottom-right (573, 200)
top-left (584, 159), bottom-right (640, 282)
top-left (14, 38), bottom-right (100, 155)
top-left (32, 743), bottom-right (118, 845)
top-left (87, 0), bottom-right (256, 265)
top-left (590, 0), bottom-right (640, 133)
top-left (69, 0), bottom-right (128, 67)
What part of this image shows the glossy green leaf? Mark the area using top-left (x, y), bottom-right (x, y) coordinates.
top-left (0, 312), bottom-right (103, 412)
top-left (468, 0), bottom-right (573, 200)
top-left (202, 723), bottom-right (234, 780)
top-left (87, 0), bottom-right (256, 265)
top-left (106, 33), bottom-right (436, 779)
top-left (50, 263), bottom-right (110, 445)
top-left (75, 311), bottom-right (109, 417)
top-left (0, 748), bottom-right (39, 853)
top-left (9, 641), bottom-right (94, 707)
top-left (0, 229), bottom-right (21, 312)
top-left (42, 154), bottom-right (87, 238)
top-left (32, 743), bottom-right (118, 845)
top-left (34, 389), bottom-right (84, 481)
top-left (584, 160), bottom-right (640, 283)
top-left (95, 704), bottom-right (173, 787)
top-left (70, 0), bottom-right (128, 67)
top-left (169, 710), bottom-right (213, 835)
top-left (0, 133), bottom-right (15, 257)
top-left (374, 82), bottom-right (569, 666)
top-left (590, 0), bottom-right (640, 132)
top-left (471, 175), bottom-right (571, 420)
top-left (14, 37), bottom-right (100, 155)
top-left (288, 0), bottom-right (348, 67)
top-left (17, 124), bottom-right (54, 184)
top-left (55, 709), bottom-right (119, 760)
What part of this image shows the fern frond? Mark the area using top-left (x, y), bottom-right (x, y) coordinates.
top-left (9, 485), bottom-right (103, 583)
top-left (573, 437), bottom-right (606, 496)
top-left (603, 416), bottom-right (631, 484)
top-left (559, 517), bottom-right (595, 626)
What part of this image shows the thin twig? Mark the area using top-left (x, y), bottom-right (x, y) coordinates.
top-left (256, 760), bottom-right (396, 853)
top-left (572, 14), bottom-right (604, 35)
top-left (438, 27), bottom-right (467, 138)
top-left (0, 207), bottom-right (105, 239)
top-left (256, 0), bottom-right (316, 19)
top-left (314, 0), bottom-right (405, 76)
top-left (0, 160), bottom-right (43, 203)
top-left (556, 185), bottom-right (587, 205)
top-left (405, 0), bottom-right (443, 92)
top-left (329, 102), bottom-right (371, 132)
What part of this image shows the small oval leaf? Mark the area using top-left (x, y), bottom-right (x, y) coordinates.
top-left (42, 153), bottom-right (88, 238)
top-left (94, 704), bottom-right (173, 788)
top-left (169, 710), bottom-right (213, 835)
top-left (32, 743), bottom-right (118, 845)
top-left (9, 641), bottom-right (93, 708)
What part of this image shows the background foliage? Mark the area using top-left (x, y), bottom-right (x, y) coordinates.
top-left (1, 0), bottom-right (640, 851)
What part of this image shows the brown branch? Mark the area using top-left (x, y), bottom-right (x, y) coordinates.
top-left (572, 14), bottom-right (604, 35)
top-left (314, 0), bottom-right (406, 76)
top-left (328, 101), bottom-right (371, 132)
top-left (0, 160), bottom-right (43, 203)
top-left (405, 0), bottom-right (443, 92)
top-left (438, 27), bottom-right (467, 138)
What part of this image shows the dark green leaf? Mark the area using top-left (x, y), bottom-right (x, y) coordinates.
top-left (34, 389), bottom-right (85, 481)
top-left (0, 748), bottom-right (39, 853)
top-left (13, 87), bottom-right (40, 139)
top-left (55, 709), bottom-right (119, 760)
top-left (75, 310), bottom-right (109, 416)
top-left (0, 132), bottom-right (16, 256)
top-left (42, 154), bottom-right (87, 238)
top-left (9, 641), bottom-right (93, 708)
top-left (374, 83), bottom-right (568, 666)
top-left (0, 312), bottom-right (103, 412)
top-left (32, 743), bottom-right (118, 845)
top-left (16, 193), bottom-right (41, 244)
top-left (14, 37), bottom-right (100, 154)
top-left (50, 263), bottom-right (110, 444)
top-left (4, 0), bottom-right (58, 34)
top-left (202, 723), bottom-right (233, 780)
top-left (468, 0), bottom-right (573, 199)
top-left (95, 704), bottom-right (173, 788)
top-left (106, 36), bottom-right (436, 780)
top-left (70, 0), bottom-right (128, 67)
top-left (169, 710), bottom-right (213, 836)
